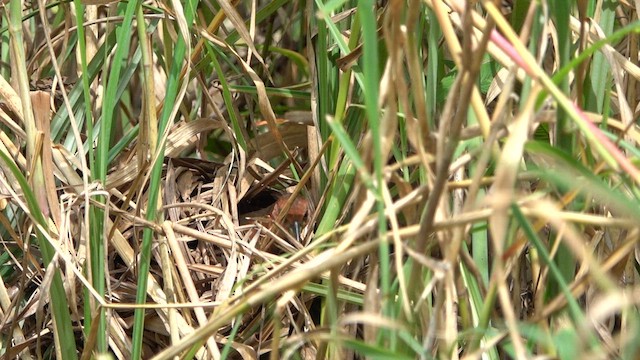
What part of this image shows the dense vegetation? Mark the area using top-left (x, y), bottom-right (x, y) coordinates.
top-left (1, 0), bottom-right (639, 358)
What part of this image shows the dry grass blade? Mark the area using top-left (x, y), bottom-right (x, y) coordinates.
top-left (151, 239), bottom-right (379, 359)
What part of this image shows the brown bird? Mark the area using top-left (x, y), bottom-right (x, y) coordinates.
top-left (270, 193), bottom-right (309, 241)
top-left (238, 190), bottom-right (310, 242)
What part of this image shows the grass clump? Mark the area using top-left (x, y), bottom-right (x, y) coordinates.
top-left (1, 0), bottom-right (640, 359)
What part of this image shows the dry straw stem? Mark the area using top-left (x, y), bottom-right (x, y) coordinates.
top-left (487, 1), bottom-right (640, 180)
top-left (49, 165), bottom-right (222, 356)
top-left (411, 0), bottom-right (496, 350)
top-left (538, 229), bottom-right (639, 320)
top-left (426, 0), bottom-right (494, 139)
top-left (0, 170), bottom-right (104, 301)
top-left (150, 239), bottom-right (380, 359)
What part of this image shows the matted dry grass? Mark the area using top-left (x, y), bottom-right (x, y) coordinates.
top-left (1, 0), bottom-right (640, 359)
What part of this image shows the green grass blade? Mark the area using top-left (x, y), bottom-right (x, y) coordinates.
top-left (585, 0), bottom-right (617, 113)
top-left (0, 149), bottom-right (78, 359)
top-left (130, 0), bottom-right (197, 356)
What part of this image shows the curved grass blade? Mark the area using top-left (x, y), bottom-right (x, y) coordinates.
top-left (0, 149), bottom-right (78, 359)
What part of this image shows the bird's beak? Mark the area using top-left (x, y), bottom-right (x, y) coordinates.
top-left (292, 220), bottom-right (301, 242)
